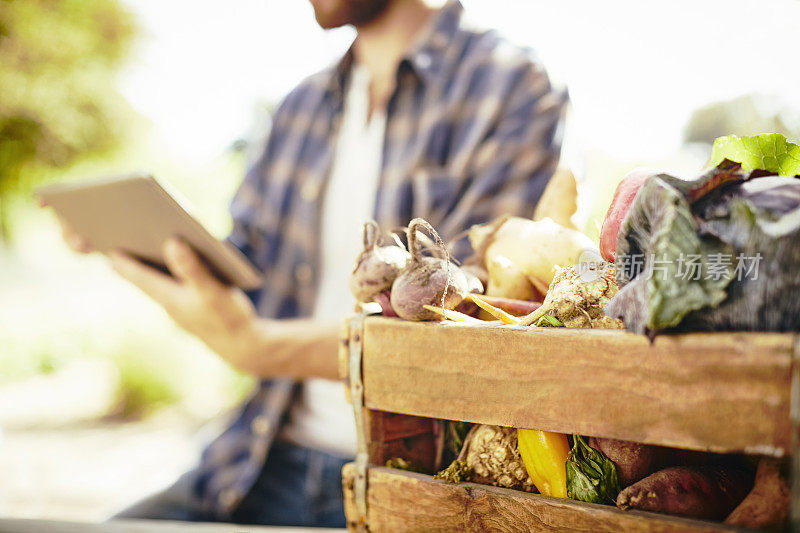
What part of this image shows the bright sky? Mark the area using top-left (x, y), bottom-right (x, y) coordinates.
top-left (118, 0), bottom-right (800, 165)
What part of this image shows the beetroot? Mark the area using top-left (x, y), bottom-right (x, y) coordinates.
top-left (373, 290), bottom-right (399, 317)
top-left (390, 218), bottom-right (480, 321)
top-left (599, 168), bottom-right (661, 262)
top-left (349, 220), bottom-right (410, 304)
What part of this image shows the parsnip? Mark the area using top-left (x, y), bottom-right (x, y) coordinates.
top-left (469, 217), bottom-right (596, 301)
top-left (532, 168), bottom-right (578, 229)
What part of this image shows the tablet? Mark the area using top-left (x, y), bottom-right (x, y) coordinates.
top-left (37, 173), bottom-right (263, 290)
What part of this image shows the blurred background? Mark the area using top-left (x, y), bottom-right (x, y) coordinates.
top-left (1, 0), bottom-right (798, 522)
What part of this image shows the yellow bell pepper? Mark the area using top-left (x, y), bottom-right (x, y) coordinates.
top-left (517, 428), bottom-right (570, 498)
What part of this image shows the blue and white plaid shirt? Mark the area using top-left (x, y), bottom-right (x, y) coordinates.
top-left (193, 0), bottom-right (567, 517)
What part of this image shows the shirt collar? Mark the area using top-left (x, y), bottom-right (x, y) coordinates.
top-left (328, 0), bottom-right (464, 97)
top-left (403, 0), bottom-right (463, 85)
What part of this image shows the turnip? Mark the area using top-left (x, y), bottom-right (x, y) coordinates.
top-left (390, 218), bottom-right (480, 321)
top-left (349, 220), bottom-right (410, 304)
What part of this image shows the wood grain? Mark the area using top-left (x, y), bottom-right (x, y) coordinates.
top-left (342, 464), bottom-right (740, 532)
top-left (358, 317), bottom-right (797, 454)
top-left (0, 518), bottom-right (303, 533)
top-left (339, 317), bottom-right (352, 404)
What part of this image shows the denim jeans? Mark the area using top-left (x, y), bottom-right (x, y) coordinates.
top-left (115, 440), bottom-right (351, 527)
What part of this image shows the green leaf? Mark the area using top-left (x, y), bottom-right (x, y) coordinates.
top-left (448, 420), bottom-right (470, 456)
top-left (566, 436), bottom-right (620, 504)
top-left (709, 134), bottom-right (800, 175)
top-left (534, 315), bottom-right (565, 327)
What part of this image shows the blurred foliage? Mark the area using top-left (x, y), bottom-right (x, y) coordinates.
top-left (0, 0), bottom-right (137, 242)
top-left (109, 346), bottom-right (183, 420)
top-left (684, 94), bottom-right (799, 146)
top-left (0, 320), bottom-right (255, 422)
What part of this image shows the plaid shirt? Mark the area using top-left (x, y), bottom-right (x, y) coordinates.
top-left (193, 0), bottom-right (567, 517)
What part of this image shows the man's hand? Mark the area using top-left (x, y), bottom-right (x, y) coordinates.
top-left (43, 197), bottom-right (342, 380)
top-left (109, 238), bottom-right (260, 372)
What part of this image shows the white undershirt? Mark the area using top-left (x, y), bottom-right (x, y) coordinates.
top-left (281, 64), bottom-right (386, 457)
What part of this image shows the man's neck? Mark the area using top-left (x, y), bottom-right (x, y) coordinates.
top-left (352, 0), bottom-right (436, 115)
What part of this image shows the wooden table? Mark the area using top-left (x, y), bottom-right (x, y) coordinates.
top-left (0, 518), bottom-right (345, 533)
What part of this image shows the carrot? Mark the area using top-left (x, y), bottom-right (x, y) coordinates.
top-left (422, 305), bottom-right (483, 323)
top-left (466, 294), bottom-right (519, 324)
top-left (616, 466), bottom-right (752, 520)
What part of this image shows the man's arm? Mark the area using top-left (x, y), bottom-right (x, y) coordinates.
top-left (103, 59), bottom-right (566, 381)
top-left (109, 238), bottom-right (341, 380)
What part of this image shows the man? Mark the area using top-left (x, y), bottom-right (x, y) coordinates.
top-left (58, 0), bottom-right (567, 526)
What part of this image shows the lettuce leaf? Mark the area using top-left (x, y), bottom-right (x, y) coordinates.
top-left (710, 134), bottom-right (800, 175)
top-left (566, 435), bottom-right (620, 504)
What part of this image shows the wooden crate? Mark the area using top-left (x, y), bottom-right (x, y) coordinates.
top-left (339, 316), bottom-right (800, 532)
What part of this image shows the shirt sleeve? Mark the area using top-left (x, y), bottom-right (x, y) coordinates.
top-left (437, 62), bottom-right (569, 261)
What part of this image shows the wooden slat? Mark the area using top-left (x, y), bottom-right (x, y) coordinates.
top-left (338, 317), bottom-right (353, 404)
top-left (342, 464), bottom-right (740, 532)
top-left (359, 317), bottom-right (796, 454)
top-left (0, 518), bottom-right (317, 533)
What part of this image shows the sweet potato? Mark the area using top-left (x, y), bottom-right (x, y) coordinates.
top-left (725, 457), bottom-right (789, 530)
top-left (588, 437), bottom-right (657, 487)
top-left (616, 466), bottom-right (752, 520)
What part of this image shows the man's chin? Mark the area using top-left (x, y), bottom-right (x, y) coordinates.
top-left (314, 15), bottom-right (348, 30)
top-left (310, 0), bottom-right (392, 30)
